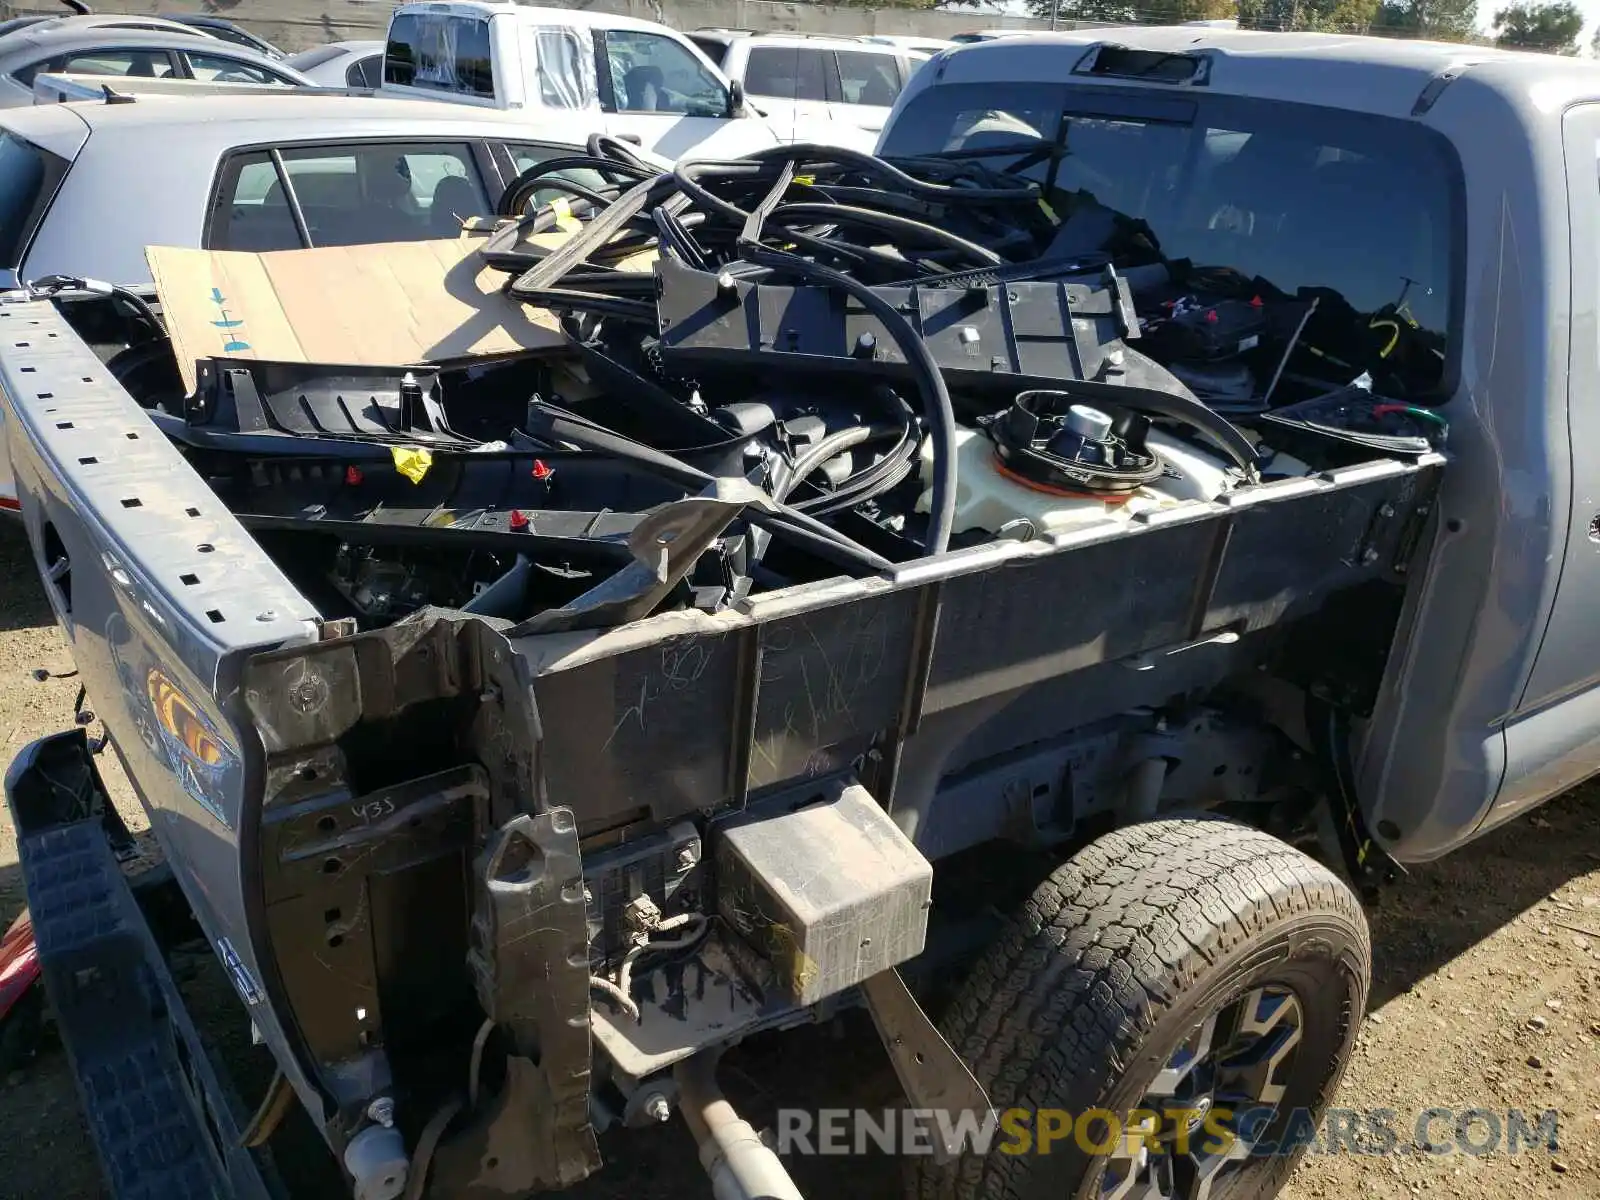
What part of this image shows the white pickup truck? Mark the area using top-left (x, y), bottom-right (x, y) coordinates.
top-left (377, 1), bottom-right (876, 158)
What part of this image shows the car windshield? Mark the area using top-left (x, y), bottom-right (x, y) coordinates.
top-left (879, 83), bottom-right (1458, 399)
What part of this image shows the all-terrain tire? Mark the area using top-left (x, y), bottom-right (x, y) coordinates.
top-left (911, 815), bottom-right (1371, 1200)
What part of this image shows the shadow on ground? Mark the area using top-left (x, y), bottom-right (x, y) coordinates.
top-left (1, 861), bottom-right (22, 932)
top-left (0, 520), bottom-right (50, 637)
top-left (1362, 783), bottom-right (1600, 1009)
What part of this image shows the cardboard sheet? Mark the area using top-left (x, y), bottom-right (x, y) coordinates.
top-left (146, 238), bottom-right (568, 396)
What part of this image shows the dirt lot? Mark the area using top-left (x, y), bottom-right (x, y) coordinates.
top-left (1, 518), bottom-right (1598, 1199)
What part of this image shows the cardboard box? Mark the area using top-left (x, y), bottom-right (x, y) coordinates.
top-left (146, 238), bottom-right (569, 396)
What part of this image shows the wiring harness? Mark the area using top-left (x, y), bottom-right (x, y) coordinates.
top-left (475, 136), bottom-right (1203, 560)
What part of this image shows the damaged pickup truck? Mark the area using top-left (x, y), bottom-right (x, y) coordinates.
top-left (0, 26), bottom-right (1588, 1200)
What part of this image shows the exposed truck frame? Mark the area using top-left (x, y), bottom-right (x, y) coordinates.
top-left (13, 23), bottom-right (1600, 1200)
top-left (1, 285), bottom-right (1439, 1196)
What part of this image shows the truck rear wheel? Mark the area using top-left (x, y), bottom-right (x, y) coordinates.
top-left (912, 815), bottom-right (1370, 1200)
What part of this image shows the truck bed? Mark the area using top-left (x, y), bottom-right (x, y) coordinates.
top-left (0, 286), bottom-right (1440, 1075)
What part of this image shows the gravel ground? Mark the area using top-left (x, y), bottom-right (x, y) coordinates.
top-left (0, 519), bottom-right (1597, 1199)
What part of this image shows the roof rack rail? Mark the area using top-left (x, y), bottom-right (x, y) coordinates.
top-left (758, 30), bottom-right (868, 41)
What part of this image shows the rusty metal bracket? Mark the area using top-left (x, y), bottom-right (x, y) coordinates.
top-left (446, 808), bottom-right (600, 1192)
top-left (861, 967), bottom-right (995, 1163)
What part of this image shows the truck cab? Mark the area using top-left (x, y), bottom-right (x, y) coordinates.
top-left (379, 1), bottom-right (876, 159)
top-left (876, 29), bottom-right (1600, 864)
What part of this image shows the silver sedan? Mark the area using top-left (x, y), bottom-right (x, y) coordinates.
top-left (0, 25), bottom-right (309, 106)
top-left (285, 40), bottom-right (386, 89)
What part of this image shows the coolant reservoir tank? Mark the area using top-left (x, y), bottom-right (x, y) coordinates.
top-left (916, 425), bottom-right (1236, 538)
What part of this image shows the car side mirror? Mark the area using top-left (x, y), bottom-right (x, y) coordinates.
top-left (728, 78), bottom-right (748, 119)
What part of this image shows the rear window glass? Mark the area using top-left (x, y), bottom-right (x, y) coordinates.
top-left (384, 12), bottom-right (494, 99)
top-left (833, 49), bottom-right (901, 107)
top-left (184, 52), bottom-right (292, 86)
top-left (347, 56), bottom-right (381, 89)
top-left (689, 36), bottom-right (728, 67)
top-left (17, 48), bottom-right (178, 86)
top-left (208, 142), bottom-right (493, 252)
top-left (744, 46), bottom-right (827, 102)
top-left (0, 129), bottom-right (66, 268)
top-left (880, 83), bottom-right (1458, 398)
top-left (193, 25), bottom-right (268, 54)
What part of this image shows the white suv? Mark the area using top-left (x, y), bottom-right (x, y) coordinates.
top-left (378, 3), bottom-right (876, 159)
top-left (689, 30), bottom-right (924, 139)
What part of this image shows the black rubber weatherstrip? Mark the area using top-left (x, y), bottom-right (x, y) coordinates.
top-left (527, 403), bottom-right (895, 574)
top-left (740, 244), bottom-right (961, 555)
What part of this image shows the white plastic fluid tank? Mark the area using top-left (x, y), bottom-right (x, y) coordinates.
top-left (915, 425), bottom-right (1238, 538)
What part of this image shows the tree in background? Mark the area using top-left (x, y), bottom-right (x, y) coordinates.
top-left (1491, 1), bottom-right (1583, 50)
top-left (1367, 0), bottom-right (1479, 39)
top-left (1023, 0), bottom-right (1235, 23)
top-left (1236, 0), bottom-right (1379, 31)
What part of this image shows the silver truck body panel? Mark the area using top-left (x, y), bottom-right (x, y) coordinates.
top-left (887, 28), bottom-right (1600, 858)
top-left (0, 295), bottom-right (324, 1112)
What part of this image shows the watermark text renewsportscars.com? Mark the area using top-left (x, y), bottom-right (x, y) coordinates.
top-left (772, 1106), bottom-right (1561, 1159)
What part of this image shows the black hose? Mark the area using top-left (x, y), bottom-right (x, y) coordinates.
top-left (30, 274), bottom-right (162, 339)
top-left (586, 132), bottom-right (659, 177)
top-left (767, 203), bottom-right (1004, 268)
top-left (653, 206), bottom-right (710, 268)
top-left (527, 404), bottom-right (894, 574)
top-left (673, 160), bottom-right (941, 276)
top-left (519, 154), bottom-right (657, 186)
top-left (497, 150), bottom-right (664, 217)
top-left (740, 143), bottom-right (1038, 204)
top-left (775, 425), bottom-right (879, 504)
top-left (511, 288), bottom-right (656, 323)
top-left (671, 159), bottom-right (779, 226)
top-left (503, 176), bottom-right (618, 216)
top-left (741, 245), bottom-right (959, 555)
top-left (797, 430), bottom-right (920, 515)
top-left (738, 159), bottom-right (797, 244)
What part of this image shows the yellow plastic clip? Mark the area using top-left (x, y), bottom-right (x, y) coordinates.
top-left (550, 196), bottom-right (582, 234)
top-left (391, 445), bottom-right (433, 485)
top-left (1038, 197), bottom-right (1060, 224)
top-left (1368, 317), bottom-right (1401, 359)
